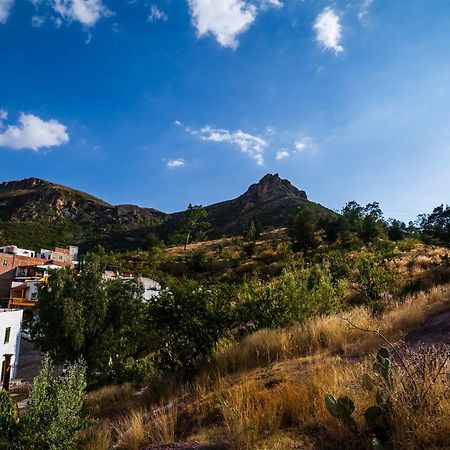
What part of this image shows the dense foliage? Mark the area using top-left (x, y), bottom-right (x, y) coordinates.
top-left (0, 357), bottom-right (87, 450)
top-left (37, 256), bottom-right (151, 384)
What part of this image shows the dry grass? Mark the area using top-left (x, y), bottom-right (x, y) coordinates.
top-left (85, 281), bottom-right (450, 449)
top-left (79, 423), bottom-right (112, 450)
top-left (214, 283), bottom-right (450, 375)
top-left (146, 403), bottom-right (178, 444)
top-left (115, 410), bottom-right (147, 450)
top-left (219, 380), bottom-right (283, 449)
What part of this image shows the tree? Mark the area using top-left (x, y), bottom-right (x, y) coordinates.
top-left (148, 281), bottom-right (235, 371)
top-left (0, 356), bottom-right (87, 450)
top-left (36, 255), bottom-right (151, 383)
top-left (388, 219), bottom-right (407, 241)
top-left (418, 204), bottom-right (450, 245)
top-left (173, 204), bottom-right (210, 250)
top-left (288, 205), bottom-right (319, 252)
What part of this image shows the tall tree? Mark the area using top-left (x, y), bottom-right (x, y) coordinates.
top-left (175, 204), bottom-right (210, 250)
top-left (36, 255), bottom-right (150, 383)
top-left (288, 205), bottom-right (319, 252)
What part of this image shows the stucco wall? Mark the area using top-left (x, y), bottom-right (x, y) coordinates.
top-left (0, 309), bottom-right (23, 380)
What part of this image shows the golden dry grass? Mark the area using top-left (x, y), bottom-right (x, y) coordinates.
top-left (115, 410), bottom-right (147, 450)
top-left (213, 283), bottom-right (450, 376)
top-left (84, 281), bottom-right (450, 450)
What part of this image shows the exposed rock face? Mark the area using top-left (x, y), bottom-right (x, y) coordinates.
top-left (0, 177), bottom-right (165, 226)
top-left (240, 173), bottom-right (307, 206)
top-left (198, 173), bottom-right (323, 236)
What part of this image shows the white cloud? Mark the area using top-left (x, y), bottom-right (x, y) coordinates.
top-left (0, 109), bottom-right (7, 124)
top-left (259, 0), bottom-right (283, 11)
top-left (313, 7), bottom-right (343, 54)
top-left (0, 0), bottom-right (14, 24)
top-left (167, 158), bottom-right (186, 168)
top-left (294, 137), bottom-right (312, 153)
top-left (276, 149), bottom-right (289, 160)
top-left (197, 125), bottom-right (267, 165)
top-left (0, 112), bottom-right (69, 150)
top-left (188, 0), bottom-right (257, 49)
top-left (358, 0), bottom-right (373, 21)
top-left (148, 4), bottom-right (167, 22)
top-left (174, 120), bottom-right (183, 126)
top-left (53, 0), bottom-right (111, 27)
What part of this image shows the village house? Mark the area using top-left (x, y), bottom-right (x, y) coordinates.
top-left (0, 245), bottom-right (78, 308)
top-left (0, 308), bottom-right (23, 389)
top-left (8, 264), bottom-right (62, 309)
top-left (104, 270), bottom-right (161, 300)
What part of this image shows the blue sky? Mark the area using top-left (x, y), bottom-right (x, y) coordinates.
top-left (1, 0), bottom-right (450, 221)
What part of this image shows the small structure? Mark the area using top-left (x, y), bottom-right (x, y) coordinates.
top-left (0, 308), bottom-right (23, 389)
top-left (104, 271), bottom-right (161, 300)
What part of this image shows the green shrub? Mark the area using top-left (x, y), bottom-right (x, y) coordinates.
top-left (0, 356), bottom-right (87, 450)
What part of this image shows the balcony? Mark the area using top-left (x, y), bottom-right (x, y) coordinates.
top-left (8, 297), bottom-right (37, 308)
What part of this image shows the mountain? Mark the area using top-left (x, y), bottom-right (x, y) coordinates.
top-left (0, 174), bottom-right (332, 250)
top-left (203, 173), bottom-right (329, 236)
top-left (0, 178), bottom-right (166, 250)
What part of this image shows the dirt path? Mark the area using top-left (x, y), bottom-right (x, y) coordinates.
top-left (405, 310), bottom-right (450, 347)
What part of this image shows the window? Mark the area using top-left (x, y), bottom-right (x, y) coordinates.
top-left (4, 327), bottom-right (11, 344)
top-left (2, 260), bottom-right (7, 267)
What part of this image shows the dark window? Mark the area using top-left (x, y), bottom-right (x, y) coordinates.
top-left (2, 260), bottom-right (7, 267)
top-left (4, 327), bottom-right (11, 344)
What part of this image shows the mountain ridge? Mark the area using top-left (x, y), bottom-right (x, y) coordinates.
top-left (0, 174), bottom-right (332, 250)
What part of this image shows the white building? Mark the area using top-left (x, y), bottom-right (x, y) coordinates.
top-left (0, 309), bottom-right (23, 383)
top-left (0, 246), bottom-right (36, 258)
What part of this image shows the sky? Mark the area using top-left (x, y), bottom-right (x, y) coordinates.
top-left (1, 0), bottom-right (450, 221)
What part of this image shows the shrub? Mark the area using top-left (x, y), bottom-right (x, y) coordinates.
top-left (0, 356), bottom-right (87, 450)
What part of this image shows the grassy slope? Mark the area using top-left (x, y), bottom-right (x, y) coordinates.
top-left (81, 244), bottom-right (450, 450)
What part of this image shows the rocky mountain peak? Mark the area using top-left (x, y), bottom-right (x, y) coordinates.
top-left (242, 173), bottom-right (307, 204)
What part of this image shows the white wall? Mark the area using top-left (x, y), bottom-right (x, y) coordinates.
top-left (0, 309), bottom-right (23, 380)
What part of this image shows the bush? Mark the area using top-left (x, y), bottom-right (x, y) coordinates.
top-left (236, 262), bottom-right (345, 332)
top-left (0, 356), bottom-right (87, 450)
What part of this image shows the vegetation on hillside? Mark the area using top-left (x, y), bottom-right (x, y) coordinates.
top-left (4, 195), bottom-right (450, 449)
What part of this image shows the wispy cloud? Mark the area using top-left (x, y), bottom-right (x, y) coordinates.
top-left (167, 158), bottom-right (186, 168)
top-left (53, 0), bottom-right (112, 27)
top-left (0, 112), bottom-right (69, 150)
top-left (294, 136), bottom-right (312, 153)
top-left (195, 125), bottom-right (267, 165)
top-left (313, 7), bottom-right (343, 54)
top-left (0, 0), bottom-right (14, 24)
top-left (276, 149), bottom-right (289, 160)
top-left (358, 0), bottom-right (373, 22)
top-left (148, 4), bottom-right (167, 22)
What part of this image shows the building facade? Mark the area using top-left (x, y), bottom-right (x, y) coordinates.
top-left (0, 308), bottom-right (23, 384)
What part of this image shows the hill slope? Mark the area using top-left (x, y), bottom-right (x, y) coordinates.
top-left (0, 174), bottom-right (332, 250)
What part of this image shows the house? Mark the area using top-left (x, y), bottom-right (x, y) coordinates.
top-left (0, 244), bottom-right (78, 307)
top-left (0, 245), bottom-right (36, 258)
top-left (104, 271), bottom-right (161, 300)
top-left (8, 265), bottom-right (61, 309)
top-left (38, 246), bottom-right (78, 264)
top-left (0, 308), bottom-right (23, 388)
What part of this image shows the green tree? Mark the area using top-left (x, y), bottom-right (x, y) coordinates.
top-left (37, 255), bottom-right (151, 383)
top-left (174, 204), bottom-right (210, 250)
top-left (0, 356), bottom-right (87, 450)
top-left (349, 252), bottom-right (398, 313)
top-left (148, 281), bottom-right (235, 371)
top-left (288, 205), bottom-right (319, 252)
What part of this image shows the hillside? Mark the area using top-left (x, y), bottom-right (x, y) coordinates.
top-left (0, 174), bottom-right (331, 250)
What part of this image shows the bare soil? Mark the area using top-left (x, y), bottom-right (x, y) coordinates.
top-left (405, 310), bottom-right (450, 348)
